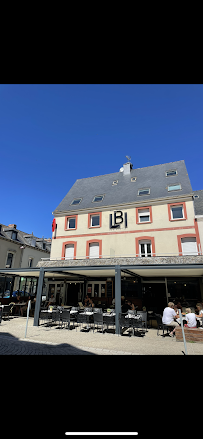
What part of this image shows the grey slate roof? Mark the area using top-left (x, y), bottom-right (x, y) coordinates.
top-left (193, 190), bottom-right (203, 215)
top-left (54, 160), bottom-right (193, 213)
top-left (0, 224), bottom-right (51, 253)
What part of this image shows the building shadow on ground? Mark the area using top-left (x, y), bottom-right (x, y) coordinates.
top-left (0, 332), bottom-right (96, 355)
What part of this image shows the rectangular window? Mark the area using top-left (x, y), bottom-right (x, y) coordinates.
top-left (165, 169), bottom-right (177, 177)
top-left (65, 244), bottom-right (75, 260)
top-left (138, 208), bottom-right (150, 222)
top-left (67, 217), bottom-right (76, 229)
top-left (11, 231), bottom-right (17, 240)
top-left (70, 198), bottom-right (82, 205)
top-left (168, 183), bottom-right (181, 191)
top-left (138, 188), bottom-right (150, 196)
top-left (171, 205), bottom-right (183, 219)
top-left (139, 241), bottom-right (152, 257)
top-left (181, 237), bottom-right (198, 255)
top-left (89, 242), bottom-right (99, 258)
top-left (91, 215), bottom-right (100, 227)
top-left (6, 252), bottom-right (14, 268)
top-left (28, 258), bottom-right (33, 267)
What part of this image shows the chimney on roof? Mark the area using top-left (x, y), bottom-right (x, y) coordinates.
top-left (123, 161), bottom-right (133, 175)
top-left (8, 224), bottom-right (17, 229)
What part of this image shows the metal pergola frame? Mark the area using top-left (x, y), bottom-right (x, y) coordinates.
top-left (1, 263), bottom-right (203, 334)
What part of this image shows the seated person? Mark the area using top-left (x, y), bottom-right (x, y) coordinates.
top-left (195, 303), bottom-right (203, 318)
top-left (122, 300), bottom-right (131, 313)
top-left (184, 308), bottom-right (197, 328)
top-left (20, 295), bottom-right (31, 316)
top-left (84, 294), bottom-right (91, 306)
top-left (128, 300), bottom-right (135, 311)
top-left (88, 298), bottom-right (95, 308)
top-left (162, 302), bottom-right (179, 336)
top-left (47, 294), bottom-right (56, 308)
top-left (195, 303), bottom-right (203, 327)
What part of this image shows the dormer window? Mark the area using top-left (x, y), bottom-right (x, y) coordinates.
top-left (165, 169), bottom-right (177, 177)
top-left (112, 180), bottom-right (118, 185)
top-left (70, 198), bottom-right (82, 206)
top-left (92, 195), bottom-right (104, 203)
top-left (11, 231), bottom-right (17, 240)
top-left (131, 177), bottom-right (137, 182)
top-left (138, 188), bottom-right (150, 196)
top-left (167, 183), bottom-right (181, 192)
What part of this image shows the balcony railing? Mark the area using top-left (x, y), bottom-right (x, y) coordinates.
top-left (40, 251), bottom-right (203, 261)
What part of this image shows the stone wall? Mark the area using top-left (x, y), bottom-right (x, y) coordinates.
top-left (37, 254), bottom-right (203, 268)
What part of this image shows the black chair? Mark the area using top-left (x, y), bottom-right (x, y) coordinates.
top-left (155, 313), bottom-right (171, 336)
top-left (137, 311), bottom-right (148, 332)
top-left (84, 307), bottom-right (92, 313)
top-left (71, 306), bottom-right (79, 312)
top-left (51, 310), bottom-right (60, 327)
top-left (93, 308), bottom-right (103, 314)
top-left (60, 309), bottom-right (71, 329)
top-left (2, 305), bottom-right (11, 320)
top-left (118, 313), bottom-right (131, 336)
top-left (40, 310), bottom-right (51, 326)
top-left (93, 313), bottom-right (104, 333)
top-left (129, 314), bottom-right (143, 336)
top-left (127, 309), bottom-right (137, 315)
top-left (76, 313), bottom-right (91, 331)
top-left (103, 314), bottom-right (115, 333)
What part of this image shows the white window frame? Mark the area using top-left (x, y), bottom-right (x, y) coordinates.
top-left (90, 215), bottom-right (100, 227)
top-left (138, 188), bottom-right (150, 196)
top-left (139, 240), bottom-right (152, 257)
top-left (67, 217), bottom-right (76, 229)
top-left (112, 180), bottom-right (118, 185)
top-left (170, 204), bottom-right (184, 220)
top-left (138, 208), bottom-right (150, 223)
top-left (167, 183), bottom-right (182, 192)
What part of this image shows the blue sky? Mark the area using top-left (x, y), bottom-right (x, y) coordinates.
top-left (0, 84), bottom-right (203, 238)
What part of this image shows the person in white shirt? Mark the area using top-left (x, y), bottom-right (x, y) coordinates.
top-left (162, 302), bottom-right (179, 336)
top-left (194, 303), bottom-right (203, 327)
top-left (184, 308), bottom-right (197, 328)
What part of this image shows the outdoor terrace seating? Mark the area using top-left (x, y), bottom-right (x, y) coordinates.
top-left (38, 306), bottom-right (149, 337)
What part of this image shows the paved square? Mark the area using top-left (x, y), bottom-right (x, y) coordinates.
top-left (1, 316), bottom-right (203, 354)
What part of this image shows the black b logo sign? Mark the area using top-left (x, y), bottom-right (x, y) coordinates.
top-left (109, 211), bottom-right (127, 229)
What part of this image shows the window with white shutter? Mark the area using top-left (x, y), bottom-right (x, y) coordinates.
top-left (65, 244), bottom-right (74, 259)
top-left (89, 243), bottom-right (99, 259)
top-left (138, 208), bottom-right (150, 222)
top-left (181, 237), bottom-right (198, 255)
